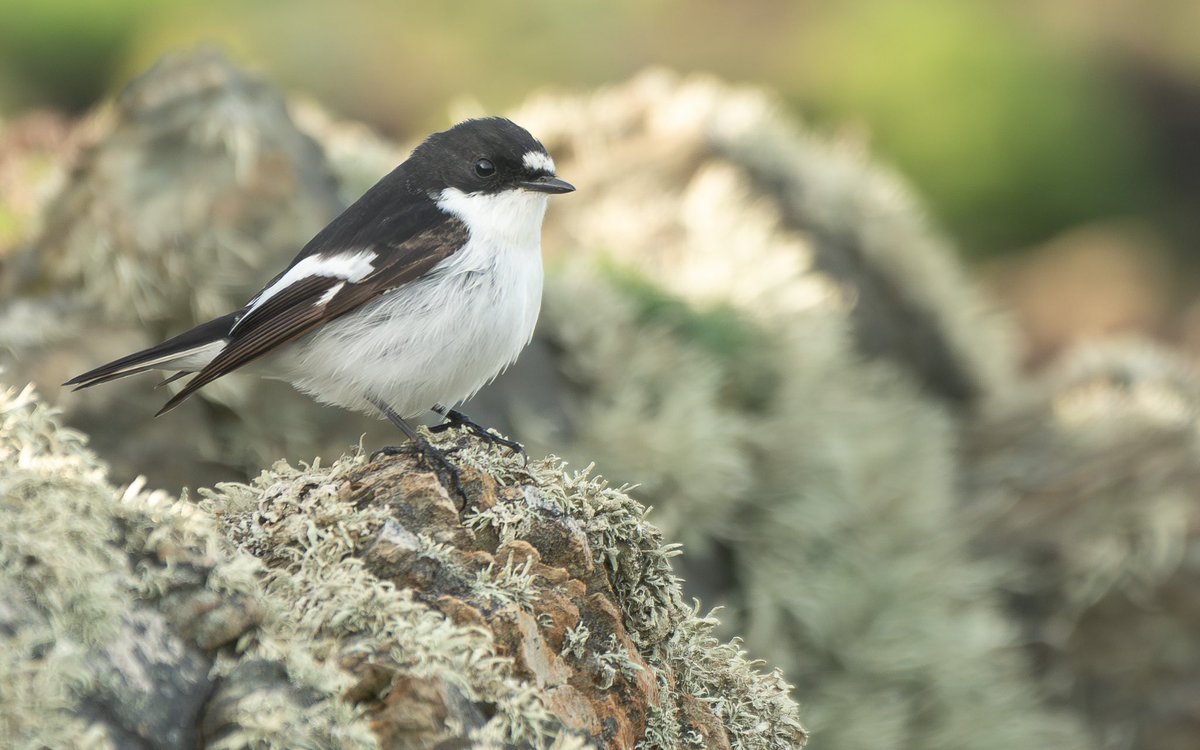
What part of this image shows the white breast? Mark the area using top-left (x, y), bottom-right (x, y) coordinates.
top-left (279, 188), bottom-right (549, 418)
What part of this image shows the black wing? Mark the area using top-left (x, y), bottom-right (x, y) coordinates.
top-left (157, 197), bottom-right (468, 415)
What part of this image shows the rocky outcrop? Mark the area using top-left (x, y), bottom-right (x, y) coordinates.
top-left (0, 378), bottom-right (804, 748)
top-left (0, 381), bottom-right (373, 749)
top-left (0, 48), bottom-right (380, 489)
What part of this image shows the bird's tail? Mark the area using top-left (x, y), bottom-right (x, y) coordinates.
top-left (64, 312), bottom-right (238, 391)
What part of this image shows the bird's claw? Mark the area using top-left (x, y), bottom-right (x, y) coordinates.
top-left (370, 444), bottom-right (408, 461)
top-left (432, 411), bottom-right (528, 467)
top-left (371, 439), bottom-right (468, 508)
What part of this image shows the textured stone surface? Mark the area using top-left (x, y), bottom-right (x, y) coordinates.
top-left (1, 378), bottom-right (805, 749)
top-left (203, 437), bottom-right (805, 749)
top-left (0, 381), bottom-right (371, 749)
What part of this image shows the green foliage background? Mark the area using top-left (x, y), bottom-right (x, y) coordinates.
top-left (1, 0), bottom-right (1195, 258)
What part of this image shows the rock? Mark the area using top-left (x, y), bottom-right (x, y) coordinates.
top-left (0, 47), bottom-right (379, 490)
top-left (966, 339), bottom-right (1200, 750)
top-left (0, 380), bottom-right (373, 749)
top-left (25, 45), bottom-right (341, 327)
top-left (0, 376), bottom-right (806, 748)
top-left (203, 435), bottom-right (805, 749)
top-left (79, 610), bottom-right (213, 750)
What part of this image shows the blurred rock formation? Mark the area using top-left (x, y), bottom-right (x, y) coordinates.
top-left (0, 48), bottom-right (388, 489)
top-left (501, 72), bottom-right (1083, 750)
top-left (0, 378), bottom-right (804, 749)
top-left (20, 45), bottom-right (341, 326)
top-left (966, 339), bottom-right (1200, 750)
top-left (515, 71), bottom-right (1017, 408)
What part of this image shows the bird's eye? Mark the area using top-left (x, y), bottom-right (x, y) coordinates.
top-left (474, 158), bottom-right (496, 178)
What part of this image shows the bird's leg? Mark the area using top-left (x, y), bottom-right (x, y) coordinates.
top-left (429, 404), bottom-right (527, 464)
top-left (369, 397), bottom-right (467, 506)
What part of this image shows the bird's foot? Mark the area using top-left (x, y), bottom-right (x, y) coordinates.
top-left (430, 409), bottom-right (527, 466)
top-left (370, 444), bottom-right (408, 461)
top-left (371, 438), bottom-right (468, 508)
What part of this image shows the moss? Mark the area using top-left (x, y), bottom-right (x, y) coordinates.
top-left (601, 260), bottom-right (777, 412)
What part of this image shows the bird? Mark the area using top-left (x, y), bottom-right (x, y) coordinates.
top-left (65, 117), bottom-right (574, 498)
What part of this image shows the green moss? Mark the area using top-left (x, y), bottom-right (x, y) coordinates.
top-left (605, 260), bottom-right (759, 361)
top-left (600, 260), bottom-right (778, 412)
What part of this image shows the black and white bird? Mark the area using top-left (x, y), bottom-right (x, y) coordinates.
top-left (66, 117), bottom-right (573, 492)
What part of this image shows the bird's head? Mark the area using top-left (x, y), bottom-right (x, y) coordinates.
top-left (410, 117), bottom-right (573, 197)
top-left (409, 117), bottom-right (573, 244)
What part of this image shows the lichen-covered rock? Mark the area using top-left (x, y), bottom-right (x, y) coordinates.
top-left (202, 438), bottom-right (805, 749)
top-left (0, 376), bottom-right (805, 748)
top-left (965, 339), bottom-right (1200, 750)
top-left (0, 379), bottom-right (375, 749)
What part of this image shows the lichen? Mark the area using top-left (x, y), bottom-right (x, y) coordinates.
top-left (3, 375), bottom-right (806, 747)
top-left (0, 378), bottom-right (377, 749)
top-left (201, 434), bottom-right (806, 749)
top-left (966, 338), bottom-right (1200, 749)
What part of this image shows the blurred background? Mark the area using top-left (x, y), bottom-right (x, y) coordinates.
top-left (2, 0), bottom-right (1200, 367)
top-left (3, 2), bottom-right (1200, 750)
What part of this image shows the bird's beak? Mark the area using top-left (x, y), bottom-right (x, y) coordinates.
top-left (520, 175), bottom-right (575, 194)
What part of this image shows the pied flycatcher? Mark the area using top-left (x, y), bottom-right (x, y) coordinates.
top-left (66, 117), bottom-right (574, 493)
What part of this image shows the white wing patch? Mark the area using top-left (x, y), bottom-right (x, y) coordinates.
top-left (316, 281), bottom-right (345, 306)
top-left (238, 249), bottom-right (377, 328)
top-left (522, 150), bottom-right (555, 174)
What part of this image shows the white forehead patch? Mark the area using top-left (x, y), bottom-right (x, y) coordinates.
top-left (522, 150), bottom-right (555, 174)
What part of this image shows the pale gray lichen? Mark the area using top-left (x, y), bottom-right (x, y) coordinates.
top-left (597, 634), bottom-right (646, 690)
top-left (562, 622), bottom-right (592, 661)
top-left (0, 378), bottom-right (377, 750)
top-left (198, 434), bottom-right (806, 749)
top-left (475, 556), bottom-right (540, 608)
